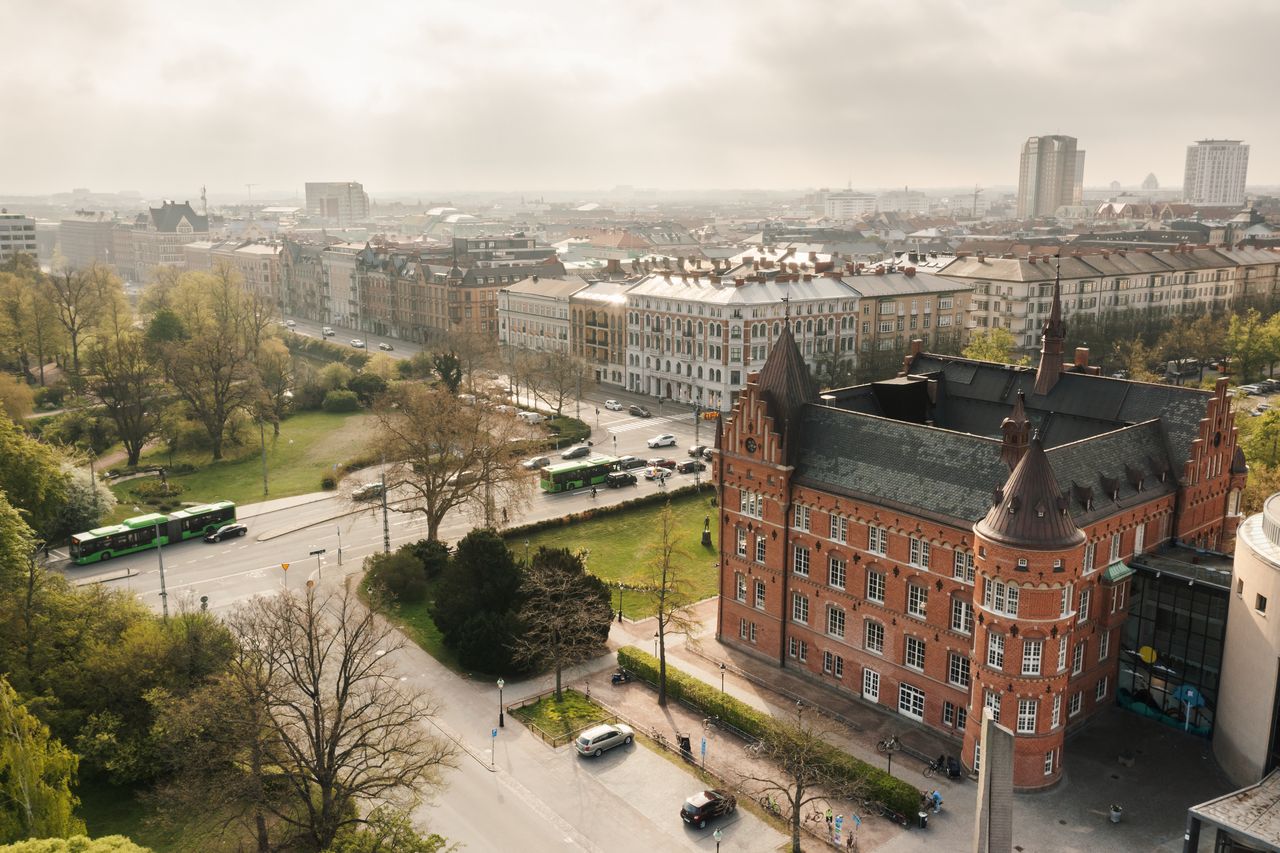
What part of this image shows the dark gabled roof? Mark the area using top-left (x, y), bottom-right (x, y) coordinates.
top-left (147, 201), bottom-right (208, 233)
top-left (756, 322), bottom-right (815, 452)
top-left (1046, 420), bottom-right (1177, 526)
top-left (977, 435), bottom-right (1083, 550)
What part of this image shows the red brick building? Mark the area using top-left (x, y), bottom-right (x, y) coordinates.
top-left (715, 284), bottom-right (1246, 789)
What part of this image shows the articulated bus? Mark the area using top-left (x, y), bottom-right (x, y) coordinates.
top-left (539, 456), bottom-right (619, 493)
top-left (69, 500), bottom-right (237, 565)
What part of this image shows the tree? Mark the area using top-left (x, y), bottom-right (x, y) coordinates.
top-left (526, 350), bottom-right (590, 416)
top-left (86, 328), bottom-right (160, 466)
top-left (431, 529), bottom-right (524, 673)
top-left (431, 352), bottom-right (462, 394)
top-left (373, 384), bottom-right (530, 541)
top-left (0, 675), bottom-right (85, 843)
top-left (52, 466), bottom-right (116, 543)
top-left (440, 328), bottom-right (496, 395)
top-left (647, 504), bottom-right (699, 706)
top-left (324, 806), bottom-right (451, 853)
top-left (812, 351), bottom-right (855, 390)
top-left (512, 548), bottom-right (612, 700)
top-left (1110, 338), bottom-right (1161, 383)
top-left (0, 372), bottom-right (34, 421)
top-left (254, 338), bottom-right (294, 437)
top-left (0, 836), bottom-right (151, 852)
top-left (1228, 308), bottom-right (1268, 382)
top-left (1184, 314), bottom-right (1225, 381)
top-left (1243, 464), bottom-right (1280, 516)
top-left (364, 549), bottom-right (428, 604)
top-left (347, 371), bottom-right (387, 406)
top-left (961, 327), bottom-right (1026, 365)
top-left (43, 265), bottom-right (120, 385)
top-left (0, 270), bottom-right (62, 387)
top-left (0, 410), bottom-right (69, 541)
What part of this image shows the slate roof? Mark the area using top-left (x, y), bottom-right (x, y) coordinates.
top-left (756, 323), bottom-right (815, 455)
top-left (977, 436), bottom-right (1084, 550)
top-left (146, 201), bottom-right (208, 234)
top-left (1044, 420), bottom-right (1177, 526)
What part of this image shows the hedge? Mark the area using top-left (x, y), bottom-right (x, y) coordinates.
top-left (503, 483), bottom-right (707, 540)
top-left (284, 333), bottom-right (371, 369)
top-left (616, 647), bottom-right (920, 816)
top-left (546, 415), bottom-right (591, 446)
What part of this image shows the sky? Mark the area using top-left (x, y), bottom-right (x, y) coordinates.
top-left (2, 0), bottom-right (1276, 199)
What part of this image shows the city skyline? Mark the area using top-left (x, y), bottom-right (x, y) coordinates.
top-left (1, 0), bottom-right (1277, 197)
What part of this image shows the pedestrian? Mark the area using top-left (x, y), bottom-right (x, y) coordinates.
top-left (826, 807), bottom-right (833, 829)
top-left (501, 507), bottom-right (508, 524)
top-left (591, 486), bottom-right (598, 499)
top-left (929, 790), bottom-right (943, 814)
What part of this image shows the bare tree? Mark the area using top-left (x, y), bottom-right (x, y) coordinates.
top-left (525, 350), bottom-right (591, 417)
top-left (512, 548), bottom-right (612, 700)
top-left (441, 328), bottom-right (497, 395)
top-left (43, 265), bottom-right (115, 385)
top-left (373, 383), bottom-right (531, 541)
top-left (647, 503), bottom-right (699, 706)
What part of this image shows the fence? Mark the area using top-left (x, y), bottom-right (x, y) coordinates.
top-left (507, 687), bottom-right (619, 749)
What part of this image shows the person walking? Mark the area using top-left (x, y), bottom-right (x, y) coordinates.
top-left (590, 485), bottom-right (598, 499)
top-left (929, 790), bottom-right (943, 814)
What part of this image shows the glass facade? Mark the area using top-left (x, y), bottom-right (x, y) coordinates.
top-left (1119, 568), bottom-right (1228, 737)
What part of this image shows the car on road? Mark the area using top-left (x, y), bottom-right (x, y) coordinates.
top-left (647, 457), bottom-right (677, 469)
top-left (604, 399), bottom-right (624, 411)
top-left (322, 326), bottom-right (334, 336)
top-left (616, 455), bottom-right (647, 470)
top-left (643, 466), bottom-right (671, 481)
top-left (284, 319), bottom-right (296, 327)
top-left (677, 460), bottom-right (707, 474)
top-left (561, 445), bottom-right (593, 459)
top-left (701, 447), bottom-right (714, 461)
top-left (688, 445), bottom-right (707, 457)
top-left (574, 723), bottom-right (634, 757)
top-left (522, 455), bottom-right (552, 471)
top-left (629, 404), bottom-right (652, 418)
top-left (446, 470), bottom-right (477, 486)
top-left (680, 790), bottom-right (736, 828)
top-left (378, 342), bottom-right (394, 351)
top-left (647, 433), bottom-right (677, 448)
top-left (350, 339), bottom-right (366, 348)
top-left (516, 411), bottom-right (546, 424)
top-left (606, 471), bottom-right (637, 488)
top-left (352, 482), bottom-right (385, 501)
top-left (203, 522), bottom-right (248, 542)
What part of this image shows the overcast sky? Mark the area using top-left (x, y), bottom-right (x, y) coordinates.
top-left (2, 0), bottom-right (1275, 199)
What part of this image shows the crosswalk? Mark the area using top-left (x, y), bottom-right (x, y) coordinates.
top-left (606, 414), bottom-right (688, 434)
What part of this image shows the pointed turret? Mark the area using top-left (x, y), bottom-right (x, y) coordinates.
top-left (976, 432), bottom-right (1083, 549)
top-left (1033, 264), bottom-right (1066, 396)
top-left (756, 320), bottom-right (815, 451)
top-left (1000, 391), bottom-right (1030, 470)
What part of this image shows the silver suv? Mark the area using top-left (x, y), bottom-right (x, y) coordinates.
top-left (574, 723), bottom-right (634, 757)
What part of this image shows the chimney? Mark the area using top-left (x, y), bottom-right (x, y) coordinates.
top-left (1075, 346), bottom-right (1089, 368)
top-left (910, 338), bottom-right (923, 356)
top-left (904, 267), bottom-right (916, 277)
top-left (803, 273), bottom-right (813, 281)
top-left (977, 251), bottom-right (987, 263)
top-left (734, 277), bottom-right (746, 287)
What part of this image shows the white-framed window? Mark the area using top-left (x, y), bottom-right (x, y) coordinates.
top-left (788, 636), bottom-right (808, 662)
top-left (953, 550), bottom-right (975, 583)
top-left (1109, 532), bottom-right (1121, 562)
top-left (792, 593), bottom-right (809, 624)
top-left (1098, 631), bottom-right (1110, 661)
top-left (868, 525), bottom-right (886, 555)
top-left (983, 578), bottom-right (1019, 617)
top-left (905, 636), bottom-right (926, 670)
top-left (1044, 750), bottom-right (1055, 775)
top-left (1096, 676), bottom-right (1109, 700)
top-left (1051, 693), bottom-right (1062, 728)
top-left (865, 620), bottom-right (884, 654)
top-left (827, 606), bottom-right (846, 639)
top-left (909, 537), bottom-right (931, 569)
top-left (1017, 698), bottom-right (1038, 734)
top-left (1022, 639), bottom-right (1042, 676)
top-left (792, 504), bottom-right (810, 532)
top-left (951, 598), bottom-right (973, 635)
top-left (1112, 582), bottom-right (1126, 613)
top-left (736, 528), bottom-right (747, 557)
top-left (948, 651), bottom-right (970, 687)
top-left (867, 570), bottom-right (885, 604)
top-left (987, 632), bottom-right (1005, 669)
top-left (1057, 639), bottom-right (1068, 673)
top-left (1133, 523), bottom-right (1145, 556)
top-left (1060, 583), bottom-right (1073, 617)
top-left (749, 622), bottom-right (757, 643)
top-left (907, 584), bottom-right (928, 618)
top-left (863, 668), bottom-right (880, 702)
top-left (830, 515), bottom-right (848, 543)
top-left (755, 536), bottom-right (767, 564)
top-left (943, 701), bottom-right (956, 726)
top-left (1078, 588), bottom-right (1090, 623)
top-left (739, 618), bottom-right (748, 639)
top-left (735, 573), bottom-right (746, 603)
top-left (828, 557), bottom-right (846, 590)
top-left (739, 490), bottom-right (763, 519)
top-left (755, 580), bottom-right (766, 609)
top-left (984, 689), bottom-right (1001, 723)
top-left (823, 650), bottom-right (844, 678)
top-left (957, 705), bottom-right (968, 730)
top-left (973, 741), bottom-right (982, 773)
top-left (899, 683), bottom-right (925, 720)
top-left (1072, 641), bottom-right (1085, 675)
top-left (793, 545), bottom-right (810, 577)
top-left (1083, 542), bottom-right (1096, 574)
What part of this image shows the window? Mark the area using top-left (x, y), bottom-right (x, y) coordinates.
top-left (987, 633), bottom-right (1005, 669)
top-left (794, 545), bottom-right (810, 577)
top-left (868, 525), bottom-right (886, 555)
top-left (1057, 640), bottom-right (1068, 673)
top-left (1022, 639), bottom-right (1042, 675)
top-left (1072, 641), bottom-right (1084, 675)
top-left (739, 490), bottom-right (763, 519)
top-left (828, 557), bottom-right (846, 590)
top-left (793, 504), bottom-right (810, 531)
top-left (749, 622), bottom-right (757, 643)
top-left (983, 578), bottom-right (1019, 617)
top-left (863, 668), bottom-right (880, 702)
top-left (953, 550), bottom-right (975, 583)
top-left (1017, 698), bottom-right (1038, 734)
top-left (755, 580), bottom-right (766, 609)
top-left (909, 537), bottom-right (931, 568)
top-left (1109, 533), bottom-right (1121, 562)
top-left (1052, 694), bottom-right (1062, 728)
top-left (899, 684), bottom-right (925, 720)
top-left (1083, 542), bottom-right (1096, 574)
top-left (736, 528), bottom-right (747, 557)
top-left (1258, 594), bottom-right (1269, 614)
top-left (792, 593), bottom-right (809, 624)
top-left (1044, 750), bottom-right (1055, 775)
top-left (948, 651), bottom-right (970, 687)
top-left (1112, 583), bottom-right (1126, 613)
top-left (823, 650), bottom-right (844, 678)
top-left (957, 706), bottom-right (968, 730)
top-left (1078, 588), bottom-right (1090, 623)
top-left (867, 570), bottom-right (885, 604)
top-left (788, 637), bottom-right (808, 662)
top-left (951, 598), bottom-right (974, 635)
top-left (905, 636), bottom-right (926, 670)
top-left (1098, 631), bottom-right (1110, 661)
top-left (755, 536), bottom-right (766, 564)
top-left (943, 701), bottom-right (956, 726)
top-left (1096, 677), bottom-right (1109, 700)
top-left (1133, 523), bottom-right (1145, 556)
top-left (984, 690), bottom-right (1001, 723)
top-left (906, 584), bottom-right (928, 618)
top-left (739, 618), bottom-right (748, 639)
top-left (735, 573), bottom-right (746, 603)
top-left (830, 515), bottom-right (848, 543)
top-left (827, 607), bottom-right (846, 639)
top-left (1060, 583), bottom-right (1072, 617)
top-left (864, 620), bottom-right (884, 653)
top-left (973, 742), bottom-right (982, 773)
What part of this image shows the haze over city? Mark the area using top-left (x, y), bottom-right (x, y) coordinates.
top-left (3, 0), bottom-right (1278, 197)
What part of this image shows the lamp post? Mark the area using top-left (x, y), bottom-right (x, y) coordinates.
top-left (259, 417), bottom-right (269, 496)
top-left (155, 518), bottom-right (169, 620)
top-left (497, 678), bottom-right (505, 728)
top-left (612, 434), bottom-right (617, 457)
top-left (720, 662), bottom-right (727, 693)
top-left (653, 631), bottom-right (659, 658)
top-left (310, 548), bottom-right (326, 580)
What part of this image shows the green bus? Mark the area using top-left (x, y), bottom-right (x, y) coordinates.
top-left (539, 455), bottom-right (619, 493)
top-left (70, 500), bottom-right (237, 565)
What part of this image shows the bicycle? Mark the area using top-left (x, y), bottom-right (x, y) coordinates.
top-left (875, 735), bottom-right (901, 754)
top-left (758, 794), bottom-right (781, 815)
top-left (746, 738), bottom-right (766, 756)
top-left (804, 805), bottom-right (827, 825)
top-left (650, 727), bottom-right (667, 748)
top-left (702, 715), bottom-right (721, 731)
top-left (923, 754), bottom-right (947, 778)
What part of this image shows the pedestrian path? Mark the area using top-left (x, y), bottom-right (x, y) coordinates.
top-left (607, 414), bottom-right (686, 434)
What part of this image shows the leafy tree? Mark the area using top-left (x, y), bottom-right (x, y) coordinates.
top-left (512, 548), bottom-right (612, 699)
top-left (1228, 308), bottom-right (1268, 382)
top-left (86, 328), bottom-right (159, 467)
top-left (0, 836), bottom-right (151, 852)
top-left (961, 327), bottom-right (1026, 365)
top-left (0, 270), bottom-right (62, 387)
top-left (0, 372), bottom-right (35, 421)
top-left (364, 550), bottom-right (428, 604)
top-left (647, 503), bottom-right (699, 706)
top-left (432, 529), bottom-right (523, 672)
top-left (43, 264), bottom-right (121, 385)
top-left (1110, 338), bottom-right (1161, 382)
top-left (254, 338), bottom-right (294, 436)
top-left (0, 675), bottom-right (85, 843)
top-left (324, 806), bottom-right (451, 853)
top-left (143, 308), bottom-right (185, 351)
top-left (406, 538), bottom-right (450, 581)
top-left (0, 411), bottom-right (70, 541)
top-left (431, 351), bottom-right (462, 394)
top-left (1243, 464), bottom-right (1280, 516)
top-left (1184, 314), bottom-right (1226, 381)
top-left (347, 372), bottom-right (387, 406)
top-left (52, 467), bottom-right (116, 543)
top-left (323, 389), bottom-right (360, 413)
top-left (318, 362), bottom-right (355, 392)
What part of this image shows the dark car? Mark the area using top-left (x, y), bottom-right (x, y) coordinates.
top-left (677, 460), bottom-right (707, 474)
top-left (680, 790), bottom-right (736, 828)
top-left (561, 445), bottom-right (593, 460)
top-left (647, 458), bottom-right (678, 470)
top-left (629, 404), bottom-right (652, 418)
top-left (204, 523), bottom-right (248, 543)
top-left (378, 342), bottom-right (394, 351)
top-left (688, 445), bottom-right (707, 457)
top-left (606, 471), bottom-right (637, 488)
top-left (616, 455), bottom-right (647, 470)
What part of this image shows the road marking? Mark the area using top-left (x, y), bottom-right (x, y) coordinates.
top-left (607, 414), bottom-right (686, 434)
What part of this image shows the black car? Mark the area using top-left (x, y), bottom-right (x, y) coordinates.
top-left (677, 460), bottom-right (707, 474)
top-left (204, 523), bottom-right (248, 542)
top-left (616, 455), bottom-right (647, 470)
top-left (629, 404), bottom-right (652, 418)
top-left (561, 445), bottom-right (593, 459)
top-left (688, 445), bottom-right (707, 457)
top-left (680, 790), bottom-right (736, 828)
top-left (606, 471), bottom-right (637, 488)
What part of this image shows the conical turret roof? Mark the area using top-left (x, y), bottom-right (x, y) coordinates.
top-left (976, 433), bottom-right (1084, 549)
top-left (756, 320), bottom-right (815, 448)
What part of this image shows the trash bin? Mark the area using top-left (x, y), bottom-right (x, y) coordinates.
top-left (1109, 804), bottom-right (1122, 824)
top-left (677, 734), bottom-right (693, 761)
top-left (917, 811), bottom-right (929, 829)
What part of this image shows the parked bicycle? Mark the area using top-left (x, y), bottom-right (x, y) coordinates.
top-left (746, 738), bottom-right (766, 756)
top-left (650, 727), bottom-right (667, 748)
top-left (923, 754), bottom-right (947, 778)
top-left (759, 793), bottom-right (781, 815)
top-left (875, 734), bottom-right (901, 754)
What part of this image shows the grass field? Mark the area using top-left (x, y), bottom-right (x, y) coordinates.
top-left (77, 779), bottom-right (190, 853)
top-left (363, 577), bottom-right (463, 674)
top-left (105, 410), bottom-right (374, 523)
top-left (511, 689), bottom-right (606, 742)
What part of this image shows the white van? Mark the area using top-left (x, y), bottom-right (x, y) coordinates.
top-left (516, 411), bottom-right (546, 424)
top-left (322, 326), bottom-right (335, 336)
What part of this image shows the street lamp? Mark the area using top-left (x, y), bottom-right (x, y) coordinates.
top-left (137, 506), bottom-right (169, 620)
top-left (310, 548), bottom-right (326, 580)
top-left (714, 828), bottom-right (723, 853)
top-left (720, 662), bottom-right (727, 693)
top-left (653, 631), bottom-right (659, 658)
top-left (497, 678), bottom-right (505, 728)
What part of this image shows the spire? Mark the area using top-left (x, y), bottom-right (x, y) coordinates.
top-left (1033, 261), bottom-right (1066, 395)
top-left (1000, 391), bottom-right (1030, 470)
top-left (756, 320), bottom-right (815, 454)
top-left (977, 432), bottom-right (1084, 549)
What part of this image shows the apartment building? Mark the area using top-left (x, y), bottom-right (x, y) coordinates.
top-left (132, 201), bottom-right (209, 284)
top-left (58, 215), bottom-right (116, 269)
top-left (1017, 135), bottom-right (1080, 219)
top-left (183, 240), bottom-right (284, 309)
top-left (0, 213), bottom-right (38, 264)
top-left (571, 279), bottom-right (633, 387)
top-left (1184, 141), bottom-right (1249, 207)
top-left (305, 181), bottom-right (370, 224)
top-left (498, 275), bottom-right (590, 354)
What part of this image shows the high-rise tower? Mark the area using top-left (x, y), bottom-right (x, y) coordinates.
top-left (1183, 140), bottom-right (1249, 206)
top-left (1017, 136), bottom-right (1079, 219)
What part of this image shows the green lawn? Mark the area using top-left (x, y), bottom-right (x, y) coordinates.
top-left (106, 410), bottom-right (374, 521)
top-left (511, 688), bottom-right (607, 742)
top-left (77, 778), bottom-right (190, 852)
top-left (362, 577), bottom-right (464, 674)
top-left (509, 490), bottom-right (719, 617)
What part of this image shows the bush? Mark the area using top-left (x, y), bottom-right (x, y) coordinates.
top-left (322, 389), bottom-right (360, 413)
top-left (547, 415), bottom-right (591, 445)
top-left (365, 550), bottom-right (428, 604)
top-left (130, 479), bottom-right (185, 501)
top-left (406, 538), bottom-right (451, 581)
top-left (321, 475), bottom-right (337, 490)
top-left (33, 383), bottom-right (69, 408)
top-left (348, 371), bottom-right (388, 405)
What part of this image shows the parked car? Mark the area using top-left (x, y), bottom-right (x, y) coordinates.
top-left (284, 319), bottom-right (296, 327)
top-left (1238, 385), bottom-right (1263, 396)
top-left (516, 411), bottom-right (546, 424)
top-left (562, 445), bottom-right (592, 459)
top-left (446, 470), bottom-right (477, 486)
top-left (322, 326), bottom-right (335, 336)
top-left (643, 466), bottom-right (671, 481)
top-left (606, 471), bottom-right (637, 488)
top-left (647, 433), bottom-right (677, 448)
top-left (616, 455), bottom-right (647, 470)
top-left (203, 523), bottom-right (248, 543)
top-left (701, 447), bottom-right (714, 461)
top-left (351, 482), bottom-right (385, 501)
top-left (629, 404), bottom-right (652, 418)
top-left (647, 458), bottom-right (677, 469)
top-left (604, 399), bottom-right (624, 411)
top-left (378, 342), bottom-right (394, 351)
top-left (522, 455), bottom-right (552, 471)
top-left (350, 339), bottom-right (366, 348)
top-left (677, 460), bottom-right (707, 474)
top-left (680, 790), bottom-right (736, 828)
top-left (574, 723), bottom-right (634, 757)
top-left (687, 445), bottom-right (707, 457)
